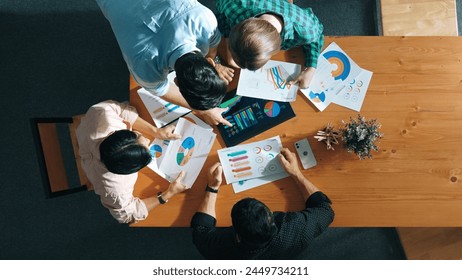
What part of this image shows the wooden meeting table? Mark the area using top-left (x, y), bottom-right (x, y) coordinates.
top-left (129, 36), bottom-right (462, 227)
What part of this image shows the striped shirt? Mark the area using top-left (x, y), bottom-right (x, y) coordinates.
top-left (216, 0), bottom-right (324, 68)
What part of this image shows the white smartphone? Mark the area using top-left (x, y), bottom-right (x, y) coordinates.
top-left (294, 138), bottom-right (317, 169)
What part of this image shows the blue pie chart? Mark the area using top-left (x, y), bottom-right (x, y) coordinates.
top-left (176, 137), bottom-right (195, 166)
top-left (149, 144), bottom-right (162, 158)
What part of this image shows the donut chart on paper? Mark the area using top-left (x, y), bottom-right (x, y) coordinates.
top-left (149, 144), bottom-right (163, 158)
top-left (176, 137), bottom-right (195, 166)
top-left (264, 101), bottom-right (281, 117)
top-left (309, 91), bottom-right (326, 103)
top-left (323, 50), bottom-right (351, 81)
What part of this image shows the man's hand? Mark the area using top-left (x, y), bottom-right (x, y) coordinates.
top-left (167, 171), bottom-right (188, 194)
top-left (207, 162), bottom-right (223, 189)
top-left (278, 147), bottom-right (302, 177)
top-left (154, 124), bottom-right (181, 140)
top-left (289, 67), bottom-right (316, 89)
top-left (214, 64), bottom-right (234, 85)
top-left (196, 107), bottom-right (233, 127)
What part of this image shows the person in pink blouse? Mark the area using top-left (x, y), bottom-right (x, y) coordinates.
top-left (76, 100), bottom-right (187, 223)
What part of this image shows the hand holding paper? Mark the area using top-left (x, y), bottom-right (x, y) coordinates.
top-left (236, 60), bottom-right (301, 102)
top-left (289, 67), bottom-right (316, 89)
top-left (278, 147), bottom-right (302, 177)
top-left (218, 136), bottom-right (286, 184)
top-left (155, 124), bottom-right (181, 140)
top-left (147, 118), bottom-right (216, 188)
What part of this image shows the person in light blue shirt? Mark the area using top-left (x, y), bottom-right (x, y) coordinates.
top-left (96, 0), bottom-right (234, 126)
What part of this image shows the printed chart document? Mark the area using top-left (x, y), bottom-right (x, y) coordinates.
top-left (333, 69), bottom-right (373, 112)
top-left (232, 172), bottom-right (289, 193)
top-left (300, 42), bottom-right (373, 112)
top-left (237, 60), bottom-right (301, 102)
top-left (168, 112), bottom-right (212, 131)
top-left (218, 136), bottom-right (286, 184)
top-left (230, 136), bottom-right (289, 193)
top-left (138, 72), bottom-right (191, 127)
top-left (146, 109), bottom-right (213, 167)
top-left (147, 118), bottom-right (216, 188)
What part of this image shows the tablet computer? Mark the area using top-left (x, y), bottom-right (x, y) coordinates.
top-left (217, 90), bottom-right (296, 147)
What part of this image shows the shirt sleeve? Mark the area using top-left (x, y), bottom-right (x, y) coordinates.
top-left (275, 191), bottom-right (334, 248)
top-left (107, 193), bottom-right (149, 224)
top-left (97, 171), bottom-right (149, 224)
top-left (301, 191), bottom-right (334, 239)
top-left (139, 79), bottom-right (170, 97)
top-left (209, 28), bottom-right (222, 48)
top-left (302, 33), bottom-right (324, 68)
top-left (106, 100), bottom-right (139, 127)
top-left (191, 212), bottom-right (237, 259)
top-left (215, 11), bottom-right (231, 38)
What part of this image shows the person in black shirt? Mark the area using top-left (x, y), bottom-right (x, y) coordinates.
top-left (191, 147), bottom-right (334, 259)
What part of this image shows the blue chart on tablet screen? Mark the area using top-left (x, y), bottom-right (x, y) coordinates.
top-left (218, 90), bottom-right (295, 147)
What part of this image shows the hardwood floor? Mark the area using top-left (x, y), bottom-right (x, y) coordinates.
top-left (398, 228), bottom-right (462, 260)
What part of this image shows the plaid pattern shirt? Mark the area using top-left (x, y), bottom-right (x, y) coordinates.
top-left (216, 0), bottom-right (324, 68)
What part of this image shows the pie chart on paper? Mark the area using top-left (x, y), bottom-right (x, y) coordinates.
top-left (264, 101), bottom-right (281, 118)
top-left (149, 144), bottom-right (163, 158)
top-left (176, 137), bottom-right (195, 166)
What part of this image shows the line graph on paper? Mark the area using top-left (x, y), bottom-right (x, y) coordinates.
top-left (236, 60), bottom-right (301, 102)
top-left (137, 83), bottom-right (190, 127)
top-left (267, 65), bottom-right (292, 90)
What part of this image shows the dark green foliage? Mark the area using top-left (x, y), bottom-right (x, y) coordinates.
top-left (340, 114), bottom-right (383, 160)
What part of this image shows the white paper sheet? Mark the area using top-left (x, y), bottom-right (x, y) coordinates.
top-left (229, 136), bottom-right (288, 192)
top-left (167, 111), bottom-right (212, 131)
top-left (137, 72), bottom-right (191, 127)
top-left (300, 42), bottom-right (369, 112)
top-left (147, 118), bottom-right (216, 188)
top-left (232, 172), bottom-right (289, 193)
top-left (236, 60), bottom-right (301, 102)
top-left (218, 136), bottom-right (285, 184)
top-left (333, 69), bottom-right (372, 112)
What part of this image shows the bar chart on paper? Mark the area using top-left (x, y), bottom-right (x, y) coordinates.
top-left (218, 137), bottom-right (285, 184)
top-left (228, 150), bottom-right (252, 179)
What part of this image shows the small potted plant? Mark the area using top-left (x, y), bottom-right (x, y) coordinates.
top-left (340, 114), bottom-right (383, 160)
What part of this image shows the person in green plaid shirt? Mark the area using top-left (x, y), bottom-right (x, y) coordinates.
top-left (216, 0), bottom-right (324, 88)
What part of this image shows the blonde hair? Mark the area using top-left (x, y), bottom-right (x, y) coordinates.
top-left (229, 18), bottom-right (281, 70)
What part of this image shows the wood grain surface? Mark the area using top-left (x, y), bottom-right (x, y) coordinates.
top-left (130, 36), bottom-right (462, 227)
top-left (381, 0), bottom-right (458, 36)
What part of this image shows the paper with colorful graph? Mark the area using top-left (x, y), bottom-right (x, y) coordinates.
top-left (217, 136), bottom-right (286, 184)
top-left (300, 42), bottom-right (373, 112)
top-left (229, 136), bottom-right (289, 193)
top-left (147, 117), bottom-right (216, 188)
top-left (137, 72), bottom-right (191, 128)
top-left (236, 60), bottom-right (301, 102)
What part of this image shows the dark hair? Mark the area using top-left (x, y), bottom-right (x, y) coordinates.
top-left (231, 198), bottom-right (277, 245)
top-left (229, 18), bottom-right (282, 70)
top-left (174, 52), bottom-right (227, 110)
top-left (99, 130), bottom-right (151, 175)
